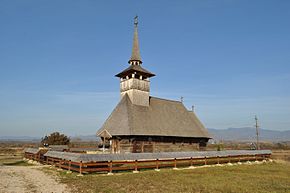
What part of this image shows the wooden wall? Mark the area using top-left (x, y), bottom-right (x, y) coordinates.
top-left (110, 137), bottom-right (207, 153)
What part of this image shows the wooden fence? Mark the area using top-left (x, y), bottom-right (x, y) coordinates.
top-left (24, 151), bottom-right (271, 175)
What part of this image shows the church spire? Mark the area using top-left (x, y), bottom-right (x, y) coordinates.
top-left (129, 16), bottom-right (142, 65)
top-left (116, 16), bottom-right (155, 107)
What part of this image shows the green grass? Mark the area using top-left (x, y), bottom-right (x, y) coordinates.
top-left (55, 162), bottom-right (290, 193)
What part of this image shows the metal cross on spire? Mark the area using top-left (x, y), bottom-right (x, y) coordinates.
top-left (134, 15), bottom-right (138, 27)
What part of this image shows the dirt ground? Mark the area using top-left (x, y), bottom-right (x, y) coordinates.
top-left (0, 165), bottom-right (70, 193)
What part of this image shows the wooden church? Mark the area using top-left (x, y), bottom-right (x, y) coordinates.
top-left (97, 17), bottom-right (211, 153)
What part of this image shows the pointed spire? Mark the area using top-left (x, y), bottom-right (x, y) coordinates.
top-left (129, 16), bottom-right (142, 65)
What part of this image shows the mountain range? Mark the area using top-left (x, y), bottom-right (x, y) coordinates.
top-left (208, 128), bottom-right (290, 142)
top-left (1, 128), bottom-right (289, 142)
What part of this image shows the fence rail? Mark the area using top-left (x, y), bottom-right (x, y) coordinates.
top-left (24, 150), bottom-right (271, 175)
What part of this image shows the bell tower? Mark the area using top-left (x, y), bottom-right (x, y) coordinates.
top-left (115, 16), bottom-right (155, 106)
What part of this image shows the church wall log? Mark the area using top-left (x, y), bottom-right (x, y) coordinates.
top-left (113, 137), bottom-right (207, 153)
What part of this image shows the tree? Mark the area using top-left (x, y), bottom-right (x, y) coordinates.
top-left (41, 132), bottom-right (70, 146)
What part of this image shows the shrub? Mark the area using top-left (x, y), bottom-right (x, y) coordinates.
top-left (41, 132), bottom-right (70, 146)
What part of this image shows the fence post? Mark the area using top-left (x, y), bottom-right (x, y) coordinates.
top-left (155, 159), bottom-right (160, 171)
top-left (108, 161), bottom-right (113, 175)
top-left (77, 161), bottom-right (83, 176)
top-left (228, 156), bottom-right (234, 166)
top-left (189, 157), bottom-right (194, 168)
top-left (133, 160), bottom-right (139, 173)
top-left (66, 160), bottom-right (72, 174)
top-left (173, 158), bottom-right (178, 170)
top-left (57, 159), bottom-right (62, 170)
top-left (255, 154), bottom-right (260, 163)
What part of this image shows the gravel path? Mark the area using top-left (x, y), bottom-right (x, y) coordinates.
top-left (0, 165), bottom-right (70, 193)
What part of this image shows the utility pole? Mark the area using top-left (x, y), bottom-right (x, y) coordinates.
top-left (255, 115), bottom-right (260, 150)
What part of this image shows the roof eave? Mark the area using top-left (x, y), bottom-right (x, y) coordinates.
top-left (115, 70), bottom-right (155, 78)
top-left (106, 134), bottom-right (211, 139)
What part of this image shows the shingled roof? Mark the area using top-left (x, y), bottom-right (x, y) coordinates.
top-left (44, 150), bottom-right (271, 163)
top-left (115, 64), bottom-right (155, 78)
top-left (97, 94), bottom-right (211, 138)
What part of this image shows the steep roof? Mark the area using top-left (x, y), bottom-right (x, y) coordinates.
top-left (129, 16), bottom-right (142, 64)
top-left (115, 64), bottom-right (155, 78)
top-left (97, 94), bottom-right (211, 138)
top-left (116, 16), bottom-right (155, 78)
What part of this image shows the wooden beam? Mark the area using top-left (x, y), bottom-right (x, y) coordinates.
top-left (156, 159), bottom-right (159, 170)
top-left (79, 161), bottom-right (82, 175)
top-left (173, 158), bottom-right (177, 169)
top-left (109, 161), bottom-right (113, 173)
top-left (134, 160), bottom-right (138, 172)
top-left (68, 160), bottom-right (71, 172)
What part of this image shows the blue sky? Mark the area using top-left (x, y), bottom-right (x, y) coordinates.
top-left (0, 1), bottom-right (289, 137)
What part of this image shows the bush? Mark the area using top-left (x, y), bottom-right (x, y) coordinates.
top-left (41, 132), bottom-right (70, 146)
top-left (217, 143), bottom-right (223, 151)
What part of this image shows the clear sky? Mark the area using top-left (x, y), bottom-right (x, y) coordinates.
top-left (0, 0), bottom-right (289, 137)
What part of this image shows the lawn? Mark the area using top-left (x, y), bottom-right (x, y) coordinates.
top-left (55, 162), bottom-right (290, 193)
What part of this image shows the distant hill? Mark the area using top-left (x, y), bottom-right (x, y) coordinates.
top-left (2, 128), bottom-right (289, 142)
top-left (71, 135), bottom-right (101, 141)
top-left (0, 136), bottom-right (40, 141)
top-left (0, 135), bottom-right (100, 142)
top-left (208, 128), bottom-right (290, 142)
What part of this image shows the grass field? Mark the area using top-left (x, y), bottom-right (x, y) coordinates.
top-left (51, 161), bottom-right (290, 193)
top-left (0, 145), bottom-right (33, 166)
top-left (1, 142), bottom-right (290, 193)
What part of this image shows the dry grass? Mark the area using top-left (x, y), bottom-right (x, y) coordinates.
top-left (1, 141), bottom-right (290, 192)
top-left (0, 144), bottom-right (32, 166)
top-left (272, 150), bottom-right (290, 162)
top-left (55, 162), bottom-right (290, 193)
top-left (0, 153), bottom-right (34, 166)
